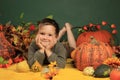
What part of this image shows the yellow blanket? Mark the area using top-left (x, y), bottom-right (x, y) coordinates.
top-left (0, 59), bottom-right (110, 80)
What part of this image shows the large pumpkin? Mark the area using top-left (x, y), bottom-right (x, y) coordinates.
top-left (72, 36), bottom-right (114, 71)
top-left (76, 30), bottom-right (113, 46)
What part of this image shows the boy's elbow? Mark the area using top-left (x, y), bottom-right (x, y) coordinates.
top-left (57, 61), bottom-right (66, 68)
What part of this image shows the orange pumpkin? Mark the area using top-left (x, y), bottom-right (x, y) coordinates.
top-left (72, 36), bottom-right (114, 71)
top-left (76, 30), bottom-right (113, 46)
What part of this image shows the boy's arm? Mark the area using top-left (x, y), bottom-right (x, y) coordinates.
top-left (47, 42), bottom-right (67, 68)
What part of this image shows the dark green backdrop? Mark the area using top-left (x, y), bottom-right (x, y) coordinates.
top-left (0, 0), bottom-right (120, 44)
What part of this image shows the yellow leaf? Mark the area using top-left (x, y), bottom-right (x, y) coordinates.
top-left (46, 15), bottom-right (53, 19)
top-left (48, 61), bottom-right (56, 67)
top-left (31, 60), bottom-right (42, 72)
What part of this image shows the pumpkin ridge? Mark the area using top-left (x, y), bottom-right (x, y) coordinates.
top-left (75, 43), bottom-right (85, 70)
top-left (89, 44), bottom-right (94, 66)
top-left (103, 43), bottom-right (114, 58)
top-left (78, 45), bottom-right (83, 70)
top-left (97, 43), bottom-right (103, 67)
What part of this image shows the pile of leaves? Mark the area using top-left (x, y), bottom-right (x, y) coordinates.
top-left (2, 22), bottom-right (37, 59)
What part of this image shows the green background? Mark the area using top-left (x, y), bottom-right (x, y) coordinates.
top-left (0, 0), bottom-right (120, 44)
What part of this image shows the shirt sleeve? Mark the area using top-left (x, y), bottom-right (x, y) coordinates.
top-left (27, 41), bottom-right (45, 67)
top-left (47, 42), bottom-right (67, 68)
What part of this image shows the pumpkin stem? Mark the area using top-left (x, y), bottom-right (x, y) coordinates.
top-left (90, 36), bottom-right (99, 45)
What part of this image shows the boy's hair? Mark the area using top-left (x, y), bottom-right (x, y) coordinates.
top-left (38, 18), bottom-right (60, 35)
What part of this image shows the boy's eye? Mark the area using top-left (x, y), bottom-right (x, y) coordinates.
top-left (48, 34), bottom-right (52, 36)
top-left (40, 32), bottom-right (53, 36)
top-left (40, 32), bottom-right (45, 35)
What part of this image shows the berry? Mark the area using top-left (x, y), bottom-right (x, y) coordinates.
top-left (102, 21), bottom-right (107, 26)
top-left (111, 24), bottom-right (116, 28)
top-left (112, 29), bottom-right (117, 34)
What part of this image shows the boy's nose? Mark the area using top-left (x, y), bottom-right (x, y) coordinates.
top-left (43, 35), bottom-right (49, 39)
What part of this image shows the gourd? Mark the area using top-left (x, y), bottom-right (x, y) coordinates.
top-left (72, 36), bottom-right (114, 71)
top-left (93, 64), bottom-right (111, 78)
top-left (83, 66), bottom-right (94, 76)
top-left (16, 60), bottom-right (30, 72)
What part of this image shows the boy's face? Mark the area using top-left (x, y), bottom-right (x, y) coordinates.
top-left (37, 25), bottom-right (57, 47)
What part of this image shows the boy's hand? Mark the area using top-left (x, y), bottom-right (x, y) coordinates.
top-left (45, 37), bottom-right (57, 57)
top-left (35, 34), bottom-right (45, 52)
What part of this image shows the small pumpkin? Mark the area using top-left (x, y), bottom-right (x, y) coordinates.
top-left (110, 67), bottom-right (120, 80)
top-left (72, 36), bottom-right (114, 71)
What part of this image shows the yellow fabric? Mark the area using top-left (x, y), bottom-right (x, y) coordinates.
top-left (0, 59), bottom-right (110, 80)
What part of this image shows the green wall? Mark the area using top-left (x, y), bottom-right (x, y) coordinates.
top-left (0, 0), bottom-right (120, 44)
